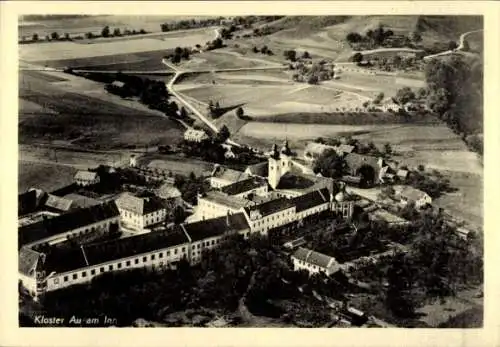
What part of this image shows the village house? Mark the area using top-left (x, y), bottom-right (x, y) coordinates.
top-left (115, 193), bottom-right (168, 231)
top-left (183, 128), bottom-right (209, 143)
top-left (394, 186), bottom-right (432, 208)
top-left (291, 247), bottom-right (340, 276)
top-left (243, 197), bottom-right (296, 235)
top-left (18, 201), bottom-right (120, 249)
top-left (74, 170), bottom-right (100, 186)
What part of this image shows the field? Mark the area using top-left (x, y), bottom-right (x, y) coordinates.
top-left (138, 154), bottom-right (214, 176)
top-left (178, 50), bottom-right (278, 70)
top-left (19, 70), bottom-right (184, 150)
top-left (20, 28), bottom-right (216, 63)
top-left (19, 15), bottom-right (215, 39)
top-left (18, 161), bottom-right (77, 193)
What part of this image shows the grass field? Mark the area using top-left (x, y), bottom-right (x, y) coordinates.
top-left (20, 28), bottom-right (215, 63)
top-left (18, 162), bottom-right (77, 193)
top-left (19, 15), bottom-right (215, 38)
top-left (19, 70), bottom-right (184, 150)
top-left (177, 50), bottom-right (273, 70)
top-left (138, 154), bottom-right (214, 176)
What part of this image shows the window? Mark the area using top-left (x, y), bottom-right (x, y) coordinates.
top-left (211, 240), bottom-right (215, 245)
top-left (143, 256), bottom-right (147, 262)
top-left (192, 245), bottom-right (196, 250)
top-left (182, 247), bottom-right (185, 253)
top-left (135, 259), bottom-right (139, 264)
top-left (167, 251), bottom-right (170, 256)
top-left (159, 253), bottom-right (163, 259)
top-left (54, 278), bottom-right (59, 284)
top-left (64, 276), bottom-right (68, 282)
top-left (73, 274), bottom-right (78, 280)
top-left (100, 267), bottom-right (105, 273)
top-left (126, 260), bottom-right (131, 266)
top-left (174, 249), bottom-right (178, 254)
top-left (151, 254), bottom-right (155, 260)
top-left (91, 269), bottom-right (96, 275)
top-left (109, 265), bottom-right (114, 271)
top-left (117, 263), bottom-right (122, 269)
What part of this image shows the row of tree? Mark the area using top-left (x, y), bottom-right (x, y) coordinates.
top-left (24, 26), bottom-right (147, 43)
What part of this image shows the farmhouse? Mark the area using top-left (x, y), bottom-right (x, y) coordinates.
top-left (115, 193), bottom-right (168, 231)
top-left (291, 247), bottom-right (340, 276)
top-left (18, 201), bottom-right (120, 248)
top-left (74, 170), bottom-right (100, 186)
top-left (395, 186), bottom-right (432, 208)
top-left (184, 128), bottom-right (209, 143)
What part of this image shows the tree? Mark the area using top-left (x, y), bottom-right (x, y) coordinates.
top-left (302, 51), bottom-right (310, 59)
top-left (64, 33), bottom-right (70, 40)
top-left (313, 149), bottom-right (347, 178)
top-left (307, 75), bottom-right (319, 85)
top-left (113, 28), bottom-right (121, 37)
top-left (161, 23), bottom-right (169, 32)
top-left (236, 107), bottom-right (244, 118)
top-left (284, 50), bottom-right (296, 62)
top-left (394, 87), bottom-right (415, 106)
top-left (448, 41), bottom-right (458, 50)
top-left (373, 92), bottom-right (384, 105)
top-left (346, 32), bottom-right (362, 43)
top-left (216, 125), bottom-right (230, 143)
top-left (171, 206), bottom-right (186, 224)
top-left (32, 33), bottom-right (39, 41)
top-left (384, 143), bottom-right (392, 155)
top-left (386, 253), bottom-right (417, 317)
top-left (252, 46), bottom-right (259, 53)
top-left (51, 32), bottom-right (59, 40)
top-left (260, 45), bottom-right (268, 54)
top-left (85, 32), bottom-right (94, 39)
top-left (352, 52), bottom-right (363, 64)
top-left (101, 26), bottom-right (110, 38)
top-left (139, 29), bottom-right (146, 34)
top-left (410, 31), bottom-right (422, 43)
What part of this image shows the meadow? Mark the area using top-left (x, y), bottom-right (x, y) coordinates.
top-left (18, 161), bottom-right (77, 193)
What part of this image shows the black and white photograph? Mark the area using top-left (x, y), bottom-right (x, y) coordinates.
top-left (14, 10), bottom-right (487, 331)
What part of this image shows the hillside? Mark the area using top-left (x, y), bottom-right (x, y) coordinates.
top-left (262, 15), bottom-right (483, 61)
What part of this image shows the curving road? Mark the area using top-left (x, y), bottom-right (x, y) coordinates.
top-left (423, 29), bottom-right (483, 61)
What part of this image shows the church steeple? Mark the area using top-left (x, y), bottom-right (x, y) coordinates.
top-left (281, 138), bottom-right (291, 156)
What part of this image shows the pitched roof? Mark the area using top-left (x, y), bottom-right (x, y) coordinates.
top-left (245, 162), bottom-right (268, 177)
top-left (221, 178), bottom-right (267, 196)
top-left (211, 166), bottom-right (248, 182)
top-left (292, 188), bottom-right (330, 213)
top-left (74, 170), bottom-right (98, 181)
top-left (156, 184), bottom-right (182, 199)
top-left (304, 142), bottom-right (336, 156)
top-left (337, 144), bottom-right (355, 154)
top-left (43, 229), bottom-right (190, 274)
top-left (201, 190), bottom-right (251, 210)
top-left (116, 193), bottom-right (166, 215)
top-left (244, 196), bottom-right (295, 218)
top-left (18, 246), bottom-right (42, 276)
top-left (398, 186), bottom-right (429, 201)
top-left (182, 212), bottom-right (250, 242)
top-left (344, 153), bottom-right (380, 170)
top-left (63, 193), bottom-right (101, 209)
top-left (18, 201), bottom-right (119, 247)
top-left (292, 247), bottom-right (337, 269)
top-left (45, 194), bottom-right (74, 212)
top-left (396, 169), bottom-right (409, 178)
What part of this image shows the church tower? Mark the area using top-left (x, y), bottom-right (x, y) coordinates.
top-left (268, 144), bottom-right (281, 189)
top-left (280, 139), bottom-right (292, 175)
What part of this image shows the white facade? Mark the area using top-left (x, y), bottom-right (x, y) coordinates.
top-left (197, 196), bottom-right (243, 220)
top-left (74, 172), bottom-right (100, 186)
top-left (246, 206), bottom-right (296, 235)
top-left (119, 208), bottom-right (167, 231)
top-left (45, 243), bottom-right (188, 292)
top-left (184, 129), bottom-right (209, 143)
top-left (292, 252), bottom-right (339, 276)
